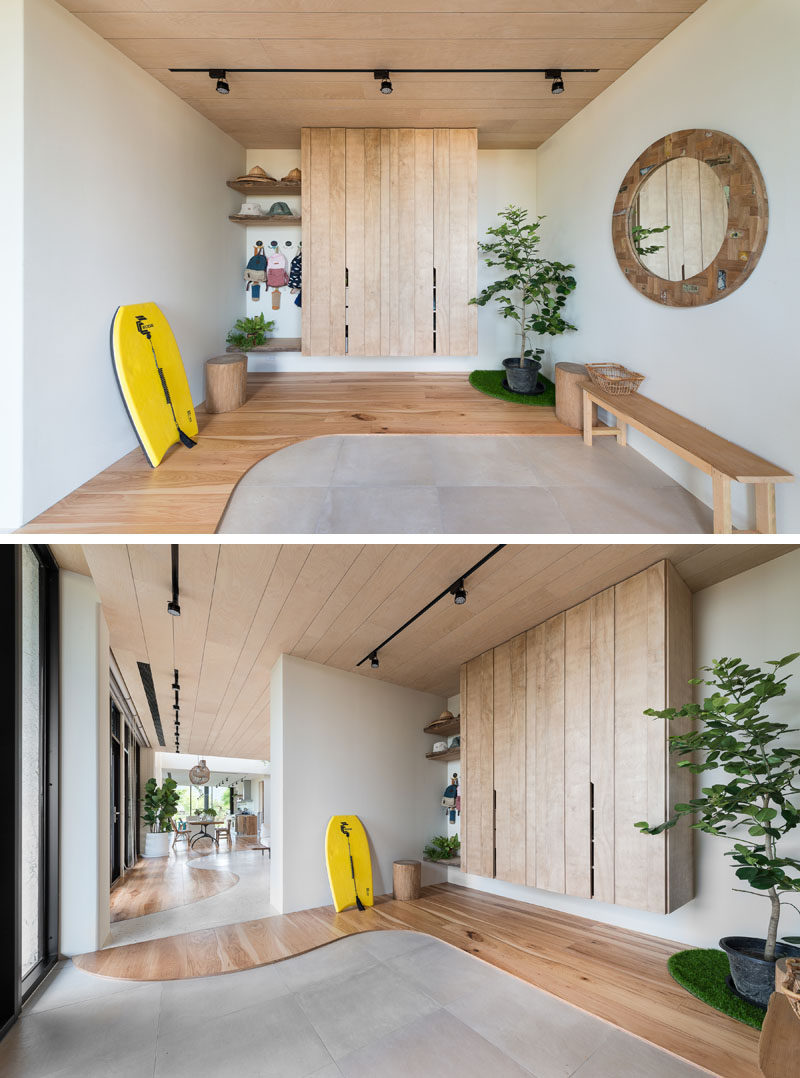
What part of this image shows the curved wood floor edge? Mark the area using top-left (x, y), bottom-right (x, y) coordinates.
top-left (110, 852), bottom-right (239, 923)
top-left (20, 373), bottom-right (578, 533)
top-left (74, 883), bottom-right (759, 1078)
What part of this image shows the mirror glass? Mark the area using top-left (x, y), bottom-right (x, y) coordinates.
top-left (630, 157), bottom-right (728, 281)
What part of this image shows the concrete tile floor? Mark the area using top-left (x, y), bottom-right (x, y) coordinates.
top-left (5, 932), bottom-right (708, 1078)
top-left (217, 435), bottom-right (713, 534)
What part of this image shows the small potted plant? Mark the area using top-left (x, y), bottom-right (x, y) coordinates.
top-left (637, 653), bottom-right (800, 1007)
top-left (226, 313), bottom-right (275, 351)
top-left (471, 206), bottom-right (576, 394)
top-left (423, 835), bottom-right (461, 862)
top-left (141, 776), bottom-right (180, 857)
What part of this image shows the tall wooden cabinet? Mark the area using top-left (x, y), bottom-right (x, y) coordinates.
top-left (461, 560), bottom-right (694, 915)
top-left (301, 127), bottom-right (477, 357)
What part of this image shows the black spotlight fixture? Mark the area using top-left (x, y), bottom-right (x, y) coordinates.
top-left (210, 69), bottom-right (230, 95)
top-left (450, 579), bottom-right (467, 606)
top-left (374, 70), bottom-right (393, 95)
top-left (370, 652), bottom-right (380, 669)
top-left (167, 544), bottom-right (181, 616)
top-left (546, 69), bottom-right (565, 95)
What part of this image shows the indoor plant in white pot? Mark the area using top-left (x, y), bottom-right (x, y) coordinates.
top-left (637, 653), bottom-right (800, 1008)
top-left (141, 776), bottom-right (180, 857)
top-left (470, 205), bottom-right (576, 394)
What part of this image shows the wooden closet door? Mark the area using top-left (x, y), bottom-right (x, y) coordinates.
top-left (461, 652), bottom-right (494, 878)
top-left (526, 614), bottom-right (565, 893)
top-left (345, 129), bottom-right (382, 357)
top-left (589, 587), bottom-right (616, 905)
top-left (302, 128), bottom-right (346, 356)
top-left (493, 634), bottom-right (526, 885)
top-left (434, 128), bottom-right (478, 357)
top-left (564, 601), bottom-right (591, 899)
top-left (613, 562), bottom-right (667, 913)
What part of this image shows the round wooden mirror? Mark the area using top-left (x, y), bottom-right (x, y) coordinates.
top-left (612, 129), bottom-right (768, 307)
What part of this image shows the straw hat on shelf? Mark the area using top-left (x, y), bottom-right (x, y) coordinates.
top-left (281, 168), bottom-right (302, 183)
top-left (234, 165), bottom-right (277, 184)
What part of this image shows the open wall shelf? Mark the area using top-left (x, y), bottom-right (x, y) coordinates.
top-left (424, 716), bottom-right (460, 738)
top-left (229, 215), bottom-right (301, 225)
top-left (425, 746), bottom-right (460, 762)
top-left (227, 180), bottom-right (302, 197)
top-left (226, 338), bottom-right (301, 354)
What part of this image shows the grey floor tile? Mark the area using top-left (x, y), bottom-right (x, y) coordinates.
top-left (439, 485), bottom-right (572, 533)
top-left (572, 1028), bottom-right (707, 1077)
top-left (0, 984), bottom-right (161, 1078)
top-left (549, 484), bottom-right (712, 533)
top-left (235, 436), bottom-right (344, 487)
top-left (155, 994), bottom-right (331, 1078)
top-left (23, 960), bottom-right (152, 1015)
top-left (332, 436), bottom-right (436, 486)
top-left (276, 937), bottom-right (378, 993)
top-left (388, 939), bottom-right (514, 1006)
top-left (527, 437), bottom-right (681, 489)
top-left (297, 962), bottom-right (438, 1061)
top-left (316, 486), bottom-right (443, 533)
top-left (428, 435), bottom-right (545, 487)
top-left (356, 930), bottom-right (431, 961)
top-left (448, 975), bottom-right (612, 1077)
top-left (217, 484), bottom-right (329, 533)
top-left (337, 1009), bottom-right (533, 1078)
top-left (159, 962), bottom-right (290, 1038)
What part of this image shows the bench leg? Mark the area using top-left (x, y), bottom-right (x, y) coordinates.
top-left (712, 472), bottom-right (733, 534)
top-left (755, 484), bottom-right (777, 534)
top-left (616, 421), bottom-right (627, 447)
top-left (583, 392), bottom-right (593, 446)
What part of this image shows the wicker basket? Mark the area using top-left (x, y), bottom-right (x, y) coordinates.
top-left (585, 363), bottom-right (645, 396)
top-left (782, 957), bottom-right (800, 1020)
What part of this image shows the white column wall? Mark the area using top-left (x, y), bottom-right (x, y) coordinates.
top-left (448, 549), bottom-right (800, 949)
top-left (59, 571), bottom-right (111, 956)
top-left (536, 0), bottom-right (800, 531)
top-left (270, 655), bottom-right (447, 913)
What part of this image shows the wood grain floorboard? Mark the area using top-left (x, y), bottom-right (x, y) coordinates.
top-left (20, 373), bottom-right (577, 533)
top-left (74, 882), bottom-right (758, 1078)
top-left (109, 850), bottom-right (238, 922)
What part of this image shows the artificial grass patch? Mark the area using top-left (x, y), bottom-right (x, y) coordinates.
top-left (469, 368), bottom-right (556, 407)
top-left (667, 949), bottom-right (765, 1030)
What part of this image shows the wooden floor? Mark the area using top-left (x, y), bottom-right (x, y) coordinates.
top-left (75, 882), bottom-right (759, 1078)
top-left (110, 845), bottom-right (238, 922)
top-left (21, 373), bottom-right (577, 533)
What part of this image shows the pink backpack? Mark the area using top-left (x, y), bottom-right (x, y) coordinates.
top-left (267, 251), bottom-right (288, 287)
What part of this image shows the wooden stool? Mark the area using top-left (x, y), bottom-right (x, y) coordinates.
top-left (205, 353), bottom-right (247, 413)
top-left (393, 859), bottom-right (421, 901)
top-left (555, 362), bottom-right (596, 430)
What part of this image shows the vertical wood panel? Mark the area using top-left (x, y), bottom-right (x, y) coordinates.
top-left (379, 129), bottom-right (392, 357)
top-left (459, 661), bottom-right (468, 872)
top-left (345, 129), bottom-right (366, 356)
top-left (448, 129), bottom-right (470, 355)
top-left (493, 634), bottom-right (526, 885)
top-left (463, 652), bottom-right (494, 879)
top-left (614, 562), bottom-right (667, 913)
top-left (364, 129), bottom-right (382, 356)
top-left (306, 128), bottom-right (331, 355)
top-left (465, 128), bottom-right (479, 356)
top-left (301, 128), bottom-right (312, 354)
top-left (413, 129), bottom-right (434, 356)
top-left (525, 624), bottom-right (542, 888)
top-left (564, 600), bottom-right (591, 899)
top-left (433, 129), bottom-right (450, 356)
top-left (396, 129), bottom-right (416, 356)
top-left (665, 561), bottom-right (694, 912)
top-left (536, 613), bottom-right (566, 894)
top-left (590, 586), bottom-right (615, 905)
top-left (329, 129), bottom-right (347, 355)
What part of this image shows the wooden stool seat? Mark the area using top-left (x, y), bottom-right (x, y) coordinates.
top-left (393, 859), bottom-right (421, 901)
top-left (205, 353), bottom-right (248, 413)
top-left (580, 380), bottom-right (793, 534)
top-left (555, 362), bottom-right (596, 430)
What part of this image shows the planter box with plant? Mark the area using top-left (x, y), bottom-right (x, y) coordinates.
top-left (226, 313), bottom-right (275, 351)
top-left (470, 206), bottom-right (576, 394)
top-left (141, 776), bottom-right (180, 857)
top-left (637, 653), bottom-right (800, 1008)
top-left (423, 835), bottom-right (461, 862)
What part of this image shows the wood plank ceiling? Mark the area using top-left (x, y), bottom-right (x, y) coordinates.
top-left (55, 1), bottom-right (707, 148)
top-left (62, 542), bottom-right (796, 761)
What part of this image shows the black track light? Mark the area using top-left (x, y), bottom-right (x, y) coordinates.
top-left (210, 69), bottom-right (229, 94)
top-left (451, 579), bottom-right (467, 605)
top-left (546, 69), bottom-right (565, 95)
top-left (370, 652), bottom-right (380, 669)
top-left (374, 70), bottom-right (393, 95)
top-left (168, 546), bottom-right (181, 616)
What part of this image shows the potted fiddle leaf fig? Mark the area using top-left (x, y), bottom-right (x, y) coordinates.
top-left (470, 206), bottom-right (576, 394)
top-left (636, 654), bottom-right (800, 1008)
top-left (141, 776), bottom-right (180, 857)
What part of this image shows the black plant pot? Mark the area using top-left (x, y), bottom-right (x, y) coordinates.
top-left (719, 936), bottom-right (800, 1008)
top-left (502, 357), bottom-right (543, 395)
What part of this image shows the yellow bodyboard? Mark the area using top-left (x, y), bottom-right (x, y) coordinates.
top-left (325, 815), bottom-right (373, 913)
top-left (111, 302), bottom-right (198, 467)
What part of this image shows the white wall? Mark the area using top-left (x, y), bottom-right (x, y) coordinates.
top-left (449, 549), bottom-right (800, 950)
top-left (59, 571), bottom-right (111, 956)
top-left (536, 0), bottom-right (800, 531)
top-left (18, 0), bottom-right (245, 526)
top-left (270, 655), bottom-right (447, 913)
top-left (0, 0), bottom-right (24, 531)
top-left (241, 148), bottom-right (537, 372)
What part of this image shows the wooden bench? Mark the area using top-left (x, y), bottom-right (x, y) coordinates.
top-left (580, 381), bottom-right (793, 534)
top-left (250, 844), bottom-right (270, 857)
